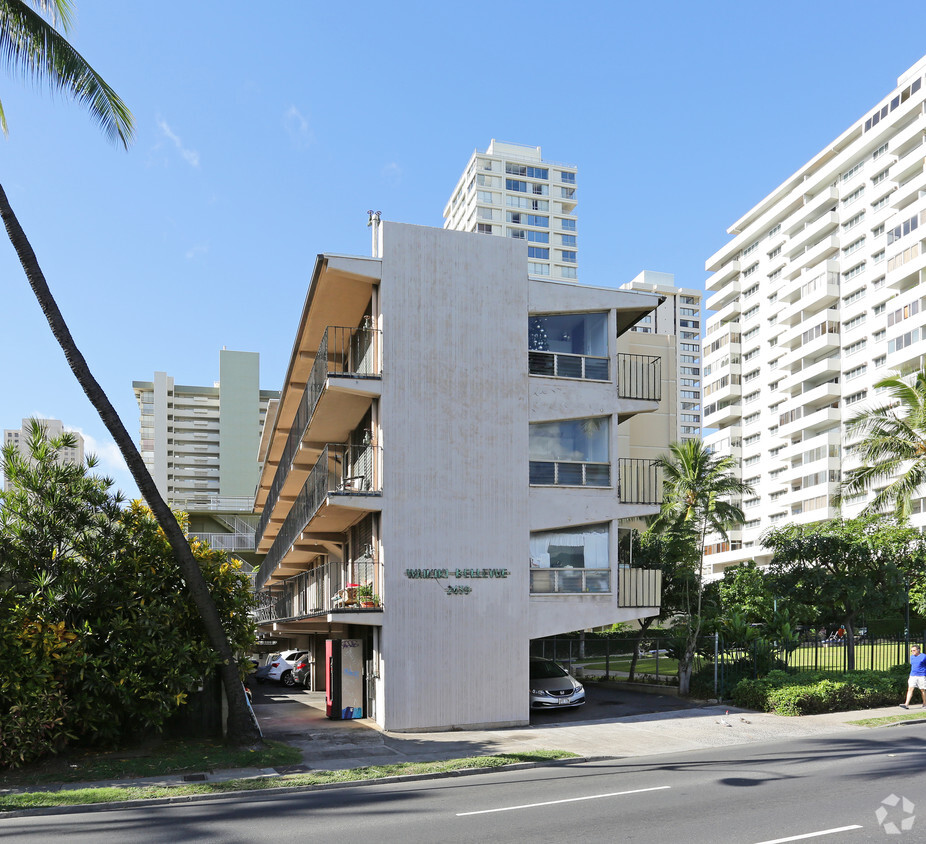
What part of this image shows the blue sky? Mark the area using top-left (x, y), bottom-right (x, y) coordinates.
top-left (2, 1), bottom-right (925, 498)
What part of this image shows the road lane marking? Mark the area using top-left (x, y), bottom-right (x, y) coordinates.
top-left (456, 785), bottom-right (671, 816)
top-left (753, 825), bottom-right (863, 843)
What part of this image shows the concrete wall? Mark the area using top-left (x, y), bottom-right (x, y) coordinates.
top-left (219, 349), bottom-right (261, 498)
top-left (378, 223), bottom-right (530, 731)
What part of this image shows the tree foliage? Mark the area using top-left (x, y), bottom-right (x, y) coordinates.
top-left (648, 439), bottom-right (753, 695)
top-left (0, 422), bottom-right (256, 767)
top-left (763, 516), bottom-right (922, 670)
top-left (839, 369), bottom-right (926, 520)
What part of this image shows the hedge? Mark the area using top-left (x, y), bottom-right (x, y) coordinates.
top-left (730, 665), bottom-right (909, 716)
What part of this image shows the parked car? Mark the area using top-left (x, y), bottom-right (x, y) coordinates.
top-left (260, 650), bottom-right (307, 687)
top-left (529, 657), bottom-right (585, 710)
top-left (293, 655), bottom-right (313, 689)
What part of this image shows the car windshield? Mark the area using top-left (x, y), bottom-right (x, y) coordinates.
top-left (530, 660), bottom-right (569, 680)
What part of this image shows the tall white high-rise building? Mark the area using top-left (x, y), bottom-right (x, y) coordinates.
top-left (702, 55), bottom-right (926, 578)
top-left (443, 139), bottom-right (578, 281)
top-left (3, 418), bottom-right (84, 491)
top-left (621, 271), bottom-right (703, 442)
top-left (133, 349), bottom-right (279, 512)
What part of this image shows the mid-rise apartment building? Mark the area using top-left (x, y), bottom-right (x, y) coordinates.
top-left (3, 418), bottom-right (84, 491)
top-left (252, 220), bottom-right (666, 731)
top-left (702, 55), bottom-right (926, 577)
top-left (443, 139), bottom-right (578, 281)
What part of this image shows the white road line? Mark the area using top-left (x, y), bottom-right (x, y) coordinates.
top-left (456, 785), bottom-right (671, 816)
top-left (753, 825), bottom-right (864, 844)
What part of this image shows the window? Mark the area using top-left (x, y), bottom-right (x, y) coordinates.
top-left (528, 262), bottom-right (550, 275)
top-left (559, 234), bottom-right (577, 247)
top-left (872, 169), bottom-right (890, 186)
top-left (841, 160), bottom-right (865, 182)
top-left (843, 313), bottom-right (866, 331)
top-left (560, 250), bottom-right (577, 263)
top-left (767, 223), bottom-right (782, 238)
top-left (560, 171), bottom-right (576, 184)
top-left (842, 262), bottom-right (866, 281)
top-left (507, 211), bottom-right (549, 226)
top-left (872, 142), bottom-right (889, 160)
top-left (744, 412), bottom-right (760, 425)
top-left (506, 163), bottom-right (548, 179)
top-left (528, 246), bottom-right (549, 259)
top-left (530, 524), bottom-right (609, 594)
top-left (887, 214), bottom-right (919, 245)
top-left (845, 363), bottom-right (867, 381)
top-left (768, 245), bottom-right (782, 259)
top-left (844, 338), bottom-right (867, 355)
top-left (559, 266), bottom-right (578, 279)
top-left (529, 417), bottom-right (609, 486)
top-left (843, 236), bottom-right (865, 257)
top-left (845, 390), bottom-right (867, 406)
top-left (744, 454), bottom-right (760, 466)
top-left (841, 185), bottom-right (865, 206)
top-left (843, 286), bottom-right (866, 305)
top-left (842, 211), bottom-right (866, 232)
top-left (560, 218), bottom-right (576, 231)
top-left (872, 194), bottom-right (891, 212)
top-left (873, 249), bottom-right (885, 264)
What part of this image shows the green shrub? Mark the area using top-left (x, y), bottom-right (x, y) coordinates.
top-left (730, 666), bottom-right (908, 715)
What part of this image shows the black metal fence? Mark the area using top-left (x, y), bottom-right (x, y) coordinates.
top-left (617, 353), bottom-right (661, 401)
top-left (532, 631), bottom-right (926, 695)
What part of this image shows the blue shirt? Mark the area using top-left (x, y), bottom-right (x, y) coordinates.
top-left (910, 653), bottom-right (926, 677)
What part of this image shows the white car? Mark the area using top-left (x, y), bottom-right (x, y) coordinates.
top-left (262, 650), bottom-right (307, 687)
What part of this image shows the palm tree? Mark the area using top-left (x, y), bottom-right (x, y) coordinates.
top-left (838, 369), bottom-right (926, 520)
top-left (649, 439), bottom-right (753, 695)
top-left (0, 1), bottom-right (259, 744)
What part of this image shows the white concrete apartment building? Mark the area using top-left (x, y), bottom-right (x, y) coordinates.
top-left (252, 221), bottom-right (666, 731)
top-left (133, 350), bottom-right (279, 561)
top-left (702, 55), bottom-right (926, 578)
top-left (3, 418), bottom-right (84, 491)
top-left (443, 139), bottom-right (578, 281)
top-left (621, 270), bottom-right (703, 441)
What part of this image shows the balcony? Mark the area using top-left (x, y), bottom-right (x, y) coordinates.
top-left (256, 325), bottom-right (381, 547)
top-left (779, 356), bottom-right (840, 393)
top-left (705, 280), bottom-right (741, 312)
top-left (256, 444), bottom-right (382, 589)
top-left (618, 567), bottom-right (663, 608)
top-left (530, 567), bottom-right (610, 594)
top-left (706, 260), bottom-right (740, 292)
top-left (890, 165), bottom-right (926, 211)
top-left (787, 186), bottom-right (838, 231)
top-left (255, 557), bottom-right (383, 622)
top-left (794, 234), bottom-right (840, 271)
top-left (617, 458), bottom-right (661, 505)
top-left (617, 353), bottom-right (661, 401)
top-left (778, 405), bottom-right (841, 440)
top-left (529, 350), bottom-right (608, 380)
top-left (786, 211), bottom-right (839, 259)
top-left (192, 531), bottom-right (256, 552)
top-left (703, 399), bottom-right (741, 428)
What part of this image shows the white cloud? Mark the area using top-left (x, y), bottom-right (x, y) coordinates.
top-left (185, 242), bottom-right (209, 260)
top-left (283, 105), bottom-right (313, 148)
top-left (381, 161), bottom-right (401, 187)
top-left (156, 117), bottom-right (201, 167)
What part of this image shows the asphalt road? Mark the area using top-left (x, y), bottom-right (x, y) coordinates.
top-left (5, 724), bottom-right (925, 843)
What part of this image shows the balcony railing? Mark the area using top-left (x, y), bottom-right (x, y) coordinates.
top-left (530, 460), bottom-right (610, 487)
top-left (256, 444), bottom-right (381, 589)
top-left (617, 354), bottom-right (661, 401)
top-left (192, 532), bottom-right (255, 552)
top-left (168, 495), bottom-right (255, 512)
top-left (257, 325), bottom-right (380, 545)
top-left (255, 558), bottom-right (383, 622)
top-left (617, 458), bottom-right (662, 505)
top-left (617, 567), bottom-right (663, 607)
top-left (529, 350), bottom-right (608, 380)
top-left (530, 567), bottom-right (610, 594)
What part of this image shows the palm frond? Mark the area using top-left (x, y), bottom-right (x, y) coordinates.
top-left (0, 0), bottom-right (134, 146)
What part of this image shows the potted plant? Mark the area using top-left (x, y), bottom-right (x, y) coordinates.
top-left (357, 583), bottom-right (380, 608)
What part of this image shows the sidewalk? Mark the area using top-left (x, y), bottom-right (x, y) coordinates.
top-left (5, 693), bottom-right (924, 799)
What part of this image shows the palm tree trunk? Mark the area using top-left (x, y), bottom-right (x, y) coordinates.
top-left (0, 182), bottom-right (259, 745)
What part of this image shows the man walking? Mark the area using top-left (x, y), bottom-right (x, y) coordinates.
top-left (900, 644), bottom-right (926, 708)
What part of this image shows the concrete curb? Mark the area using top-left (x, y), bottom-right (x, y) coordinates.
top-left (0, 755), bottom-right (600, 820)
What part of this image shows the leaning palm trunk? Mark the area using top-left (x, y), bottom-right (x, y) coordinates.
top-left (0, 183), bottom-right (259, 745)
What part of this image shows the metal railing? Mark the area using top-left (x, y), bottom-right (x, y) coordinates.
top-left (255, 558), bottom-right (383, 622)
top-left (617, 353), bottom-right (662, 401)
top-left (617, 458), bottom-right (662, 505)
top-left (256, 444), bottom-right (381, 589)
top-left (191, 532), bottom-right (256, 552)
top-left (530, 567), bottom-right (610, 594)
top-left (528, 350), bottom-right (608, 380)
top-left (168, 495), bottom-right (255, 512)
top-left (617, 567), bottom-right (662, 607)
top-left (529, 460), bottom-right (610, 487)
top-left (257, 325), bottom-right (380, 545)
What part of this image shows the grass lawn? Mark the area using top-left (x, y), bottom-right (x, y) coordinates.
top-left (0, 751), bottom-right (578, 812)
top-left (847, 712), bottom-right (926, 727)
top-left (0, 737), bottom-right (302, 790)
top-left (578, 655), bottom-right (679, 675)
